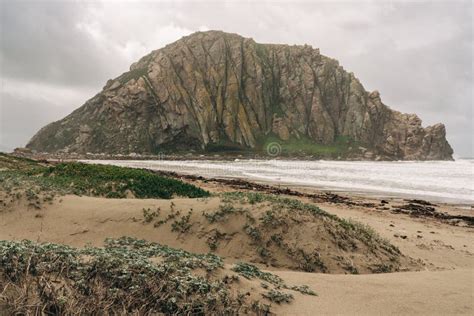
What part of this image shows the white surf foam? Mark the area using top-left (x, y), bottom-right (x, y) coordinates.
top-left (81, 159), bottom-right (474, 204)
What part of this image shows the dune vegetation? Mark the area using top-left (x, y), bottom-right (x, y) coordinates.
top-left (0, 154), bottom-right (209, 203)
top-left (0, 237), bottom-right (319, 314)
top-left (0, 153), bottom-right (418, 314)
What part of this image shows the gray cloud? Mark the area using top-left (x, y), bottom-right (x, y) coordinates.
top-left (2, 1), bottom-right (112, 87)
top-left (1, 0), bottom-right (472, 157)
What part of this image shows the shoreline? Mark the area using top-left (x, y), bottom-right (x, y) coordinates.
top-left (9, 151), bottom-right (472, 204)
top-left (10, 149), bottom-right (459, 162)
top-left (79, 158), bottom-right (474, 208)
top-left (112, 166), bottom-right (473, 227)
top-left (246, 180), bottom-right (474, 208)
top-left (172, 173), bottom-right (474, 207)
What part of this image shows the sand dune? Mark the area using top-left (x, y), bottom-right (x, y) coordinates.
top-left (1, 192), bottom-right (472, 315)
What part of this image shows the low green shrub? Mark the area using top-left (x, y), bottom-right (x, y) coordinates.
top-left (44, 162), bottom-right (210, 199)
top-left (0, 159), bottom-right (209, 200)
top-left (263, 289), bottom-right (294, 304)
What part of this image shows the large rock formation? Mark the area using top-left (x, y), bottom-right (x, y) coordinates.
top-left (27, 31), bottom-right (453, 160)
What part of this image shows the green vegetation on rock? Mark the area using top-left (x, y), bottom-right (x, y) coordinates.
top-left (259, 134), bottom-right (358, 157)
top-left (116, 67), bottom-right (148, 84)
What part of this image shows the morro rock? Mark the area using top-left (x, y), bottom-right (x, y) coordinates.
top-left (27, 31), bottom-right (453, 160)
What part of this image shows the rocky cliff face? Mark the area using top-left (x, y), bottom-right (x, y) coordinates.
top-left (27, 31), bottom-right (453, 160)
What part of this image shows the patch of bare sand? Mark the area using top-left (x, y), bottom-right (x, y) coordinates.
top-left (274, 268), bottom-right (473, 315)
top-left (318, 201), bottom-right (474, 271)
top-left (0, 195), bottom-right (213, 252)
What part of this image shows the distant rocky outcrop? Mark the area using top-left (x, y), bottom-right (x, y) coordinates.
top-left (27, 31), bottom-right (453, 160)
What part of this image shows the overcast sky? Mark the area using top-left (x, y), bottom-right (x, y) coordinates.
top-left (1, 0), bottom-right (472, 157)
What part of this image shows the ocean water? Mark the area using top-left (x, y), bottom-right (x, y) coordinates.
top-left (83, 159), bottom-right (474, 205)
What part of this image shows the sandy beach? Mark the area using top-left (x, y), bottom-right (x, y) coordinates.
top-left (1, 168), bottom-right (472, 315)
